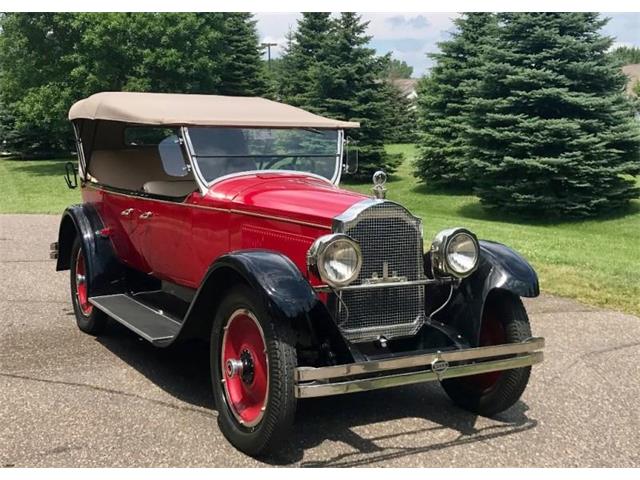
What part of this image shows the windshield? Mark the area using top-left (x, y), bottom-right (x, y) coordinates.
top-left (186, 127), bottom-right (341, 184)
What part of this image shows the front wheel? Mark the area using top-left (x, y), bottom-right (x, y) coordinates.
top-left (70, 237), bottom-right (108, 335)
top-left (441, 292), bottom-right (532, 417)
top-left (210, 285), bottom-right (297, 457)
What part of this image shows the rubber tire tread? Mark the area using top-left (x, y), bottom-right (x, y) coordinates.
top-left (441, 293), bottom-right (532, 417)
top-left (210, 284), bottom-right (297, 457)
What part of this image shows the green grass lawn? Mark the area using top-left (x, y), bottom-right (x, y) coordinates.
top-left (0, 158), bottom-right (81, 214)
top-left (2, 150), bottom-right (639, 315)
top-left (344, 144), bottom-right (640, 316)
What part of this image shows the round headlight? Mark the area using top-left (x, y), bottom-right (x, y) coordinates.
top-left (307, 234), bottom-right (362, 288)
top-left (446, 232), bottom-right (478, 275)
top-left (430, 228), bottom-right (479, 278)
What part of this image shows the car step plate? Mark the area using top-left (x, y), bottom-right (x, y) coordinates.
top-left (89, 294), bottom-right (182, 344)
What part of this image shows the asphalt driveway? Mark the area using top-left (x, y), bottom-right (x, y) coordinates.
top-left (1, 214), bottom-right (639, 467)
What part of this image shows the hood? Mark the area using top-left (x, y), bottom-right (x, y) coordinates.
top-left (205, 172), bottom-right (368, 227)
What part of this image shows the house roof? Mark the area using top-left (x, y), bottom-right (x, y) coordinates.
top-left (390, 78), bottom-right (419, 97)
top-left (69, 92), bottom-right (360, 129)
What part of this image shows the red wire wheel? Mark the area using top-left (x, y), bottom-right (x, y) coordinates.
top-left (75, 247), bottom-right (93, 316)
top-left (220, 309), bottom-right (269, 428)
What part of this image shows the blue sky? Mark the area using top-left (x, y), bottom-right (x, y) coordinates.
top-left (255, 12), bottom-right (640, 77)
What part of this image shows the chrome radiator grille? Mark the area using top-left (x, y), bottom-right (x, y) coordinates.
top-left (333, 201), bottom-right (426, 342)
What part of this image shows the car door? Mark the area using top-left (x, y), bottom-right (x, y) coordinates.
top-left (100, 190), bottom-right (151, 273)
top-left (135, 196), bottom-right (199, 287)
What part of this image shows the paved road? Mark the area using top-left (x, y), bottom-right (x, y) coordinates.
top-left (1, 214), bottom-right (639, 467)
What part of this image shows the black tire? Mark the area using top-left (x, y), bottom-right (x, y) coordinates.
top-left (210, 284), bottom-right (297, 457)
top-left (441, 293), bottom-right (532, 417)
top-left (70, 237), bottom-right (108, 335)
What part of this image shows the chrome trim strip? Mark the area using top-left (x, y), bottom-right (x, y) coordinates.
top-left (314, 278), bottom-right (440, 292)
top-left (181, 126), bottom-right (209, 195)
top-left (296, 337), bottom-right (545, 382)
top-left (334, 128), bottom-right (344, 186)
top-left (295, 350), bottom-right (544, 398)
top-left (332, 198), bottom-right (423, 233)
top-left (331, 198), bottom-right (384, 232)
top-left (182, 127), bottom-right (344, 188)
top-left (206, 170), bottom-right (336, 189)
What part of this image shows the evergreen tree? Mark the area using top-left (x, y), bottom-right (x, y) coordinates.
top-left (276, 13), bottom-right (332, 107)
top-left (467, 13), bottom-right (640, 217)
top-left (218, 13), bottom-right (267, 96)
top-left (609, 46), bottom-right (640, 66)
top-left (308, 13), bottom-right (402, 179)
top-left (415, 13), bottom-right (497, 189)
top-left (383, 58), bottom-right (413, 79)
top-left (382, 81), bottom-right (418, 143)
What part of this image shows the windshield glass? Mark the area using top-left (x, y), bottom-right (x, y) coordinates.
top-left (186, 127), bottom-right (341, 183)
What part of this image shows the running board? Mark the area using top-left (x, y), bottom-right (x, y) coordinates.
top-left (89, 293), bottom-right (182, 345)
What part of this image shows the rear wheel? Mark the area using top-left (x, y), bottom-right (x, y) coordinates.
top-left (70, 237), bottom-right (108, 335)
top-left (210, 285), bottom-right (297, 457)
top-left (441, 293), bottom-right (532, 416)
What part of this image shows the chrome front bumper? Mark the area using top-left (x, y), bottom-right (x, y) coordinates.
top-left (294, 337), bottom-right (544, 398)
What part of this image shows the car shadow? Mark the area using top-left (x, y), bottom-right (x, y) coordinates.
top-left (455, 195), bottom-right (640, 226)
top-left (96, 321), bottom-right (537, 467)
top-left (8, 158), bottom-right (75, 176)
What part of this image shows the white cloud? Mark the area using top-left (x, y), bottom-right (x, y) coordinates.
top-left (362, 12), bottom-right (458, 40)
top-left (254, 12), bottom-right (457, 75)
top-left (254, 12), bottom-right (639, 77)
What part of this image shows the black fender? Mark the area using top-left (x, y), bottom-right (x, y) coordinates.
top-left (177, 250), bottom-right (351, 362)
top-left (55, 204), bottom-right (123, 296)
top-left (427, 240), bottom-right (539, 347)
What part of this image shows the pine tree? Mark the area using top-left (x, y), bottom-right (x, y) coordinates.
top-left (382, 81), bottom-right (418, 144)
top-left (467, 13), bottom-right (640, 217)
top-left (415, 13), bottom-right (497, 189)
top-left (308, 13), bottom-right (402, 179)
top-left (276, 13), bottom-right (332, 108)
top-left (218, 13), bottom-right (267, 96)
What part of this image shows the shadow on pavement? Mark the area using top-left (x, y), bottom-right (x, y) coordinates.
top-left (96, 321), bottom-right (537, 467)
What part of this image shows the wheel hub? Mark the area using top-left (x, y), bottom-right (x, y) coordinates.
top-left (220, 309), bottom-right (268, 427)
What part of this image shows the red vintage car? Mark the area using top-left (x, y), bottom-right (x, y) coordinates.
top-left (52, 92), bottom-right (544, 456)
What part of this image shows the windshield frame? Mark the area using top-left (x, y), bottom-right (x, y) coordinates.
top-left (181, 126), bottom-right (344, 193)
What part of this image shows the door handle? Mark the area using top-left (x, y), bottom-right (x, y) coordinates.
top-left (120, 208), bottom-right (134, 217)
top-left (139, 211), bottom-right (153, 219)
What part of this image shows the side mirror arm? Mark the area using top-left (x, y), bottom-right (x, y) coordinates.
top-left (64, 162), bottom-right (78, 189)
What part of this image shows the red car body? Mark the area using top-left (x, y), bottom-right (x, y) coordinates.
top-left (82, 173), bottom-right (365, 290)
top-left (52, 92), bottom-right (544, 456)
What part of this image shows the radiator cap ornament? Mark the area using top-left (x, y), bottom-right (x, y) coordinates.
top-left (372, 170), bottom-right (387, 199)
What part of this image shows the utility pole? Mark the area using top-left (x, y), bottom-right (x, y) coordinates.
top-left (261, 42), bottom-right (278, 70)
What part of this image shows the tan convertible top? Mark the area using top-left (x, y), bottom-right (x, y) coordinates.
top-left (69, 92), bottom-right (360, 129)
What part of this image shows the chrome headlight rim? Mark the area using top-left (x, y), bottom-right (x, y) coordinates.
top-left (307, 234), bottom-right (363, 288)
top-left (431, 227), bottom-right (479, 279)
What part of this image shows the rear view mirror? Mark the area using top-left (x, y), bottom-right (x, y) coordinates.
top-left (159, 135), bottom-right (190, 177)
top-left (344, 137), bottom-right (359, 175)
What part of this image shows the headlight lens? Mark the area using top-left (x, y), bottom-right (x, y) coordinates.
top-left (446, 232), bottom-right (478, 275)
top-left (308, 234), bottom-right (362, 288)
top-left (430, 228), bottom-right (479, 278)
